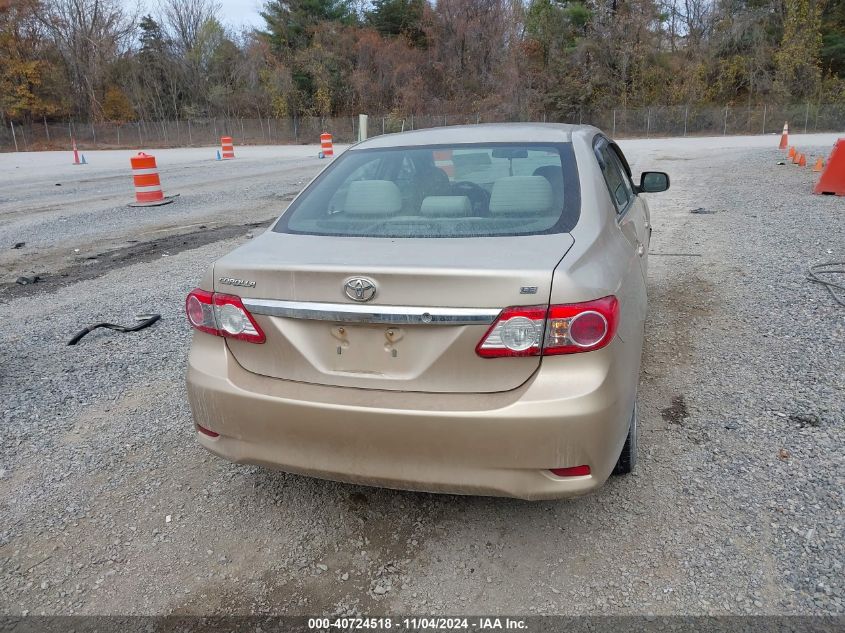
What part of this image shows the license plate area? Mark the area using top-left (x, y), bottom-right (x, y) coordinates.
top-left (328, 324), bottom-right (408, 374)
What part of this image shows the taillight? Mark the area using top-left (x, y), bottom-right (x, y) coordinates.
top-left (185, 288), bottom-right (265, 344)
top-left (543, 296), bottom-right (618, 355)
top-left (476, 306), bottom-right (546, 358)
top-left (550, 465), bottom-right (591, 477)
top-left (476, 296), bottom-right (618, 358)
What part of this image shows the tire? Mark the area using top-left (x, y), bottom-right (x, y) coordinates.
top-left (612, 402), bottom-right (638, 475)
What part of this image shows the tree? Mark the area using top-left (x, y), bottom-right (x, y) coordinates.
top-left (36, 0), bottom-right (136, 119)
top-left (366, 0), bottom-right (427, 46)
top-left (102, 85), bottom-right (135, 121)
top-left (0, 0), bottom-right (66, 121)
top-left (260, 0), bottom-right (356, 52)
top-left (774, 0), bottom-right (823, 99)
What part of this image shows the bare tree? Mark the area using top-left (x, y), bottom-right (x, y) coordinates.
top-left (37, 0), bottom-right (136, 119)
top-left (159, 0), bottom-right (221, 53)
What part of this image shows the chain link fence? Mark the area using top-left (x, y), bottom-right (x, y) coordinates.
top-left (2, 103), bottom-right (844, 152)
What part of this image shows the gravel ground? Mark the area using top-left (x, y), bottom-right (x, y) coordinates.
top-left (0, 134), bottom-right (842, 617)
top-left (0, 144), bottom-right (346, 284)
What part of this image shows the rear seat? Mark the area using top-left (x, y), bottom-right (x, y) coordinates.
top-left (489, 176), bottom-right (553, 216)
top-left (420, 195), bottom-right (472, 217)
top-left (343, 180), bottom-right (402, 216)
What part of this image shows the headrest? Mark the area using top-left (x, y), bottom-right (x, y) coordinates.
top-left (533, 165), bottom-right (563, 184)
top-left (344, 180), bottom-right (402, 215)
top-left (489, 176), bottom-right (553, 215)
top-left (420, 195), bottom-right (472, 217)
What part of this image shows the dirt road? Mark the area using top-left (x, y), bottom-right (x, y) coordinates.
top-left (1, 135), bottom-right (842, 616)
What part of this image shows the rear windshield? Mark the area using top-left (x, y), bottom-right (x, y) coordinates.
top-left (274, 143), bottom-right (580, 238)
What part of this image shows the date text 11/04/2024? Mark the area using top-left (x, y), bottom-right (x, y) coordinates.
top-left (307, 617), bottom-right (528, 630)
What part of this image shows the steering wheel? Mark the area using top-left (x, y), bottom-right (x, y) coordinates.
top-left (449, 181), bottom-right (490, 216)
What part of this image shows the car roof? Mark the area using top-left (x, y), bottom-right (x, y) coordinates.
top-left (352, 123), bottom-right (594, 150)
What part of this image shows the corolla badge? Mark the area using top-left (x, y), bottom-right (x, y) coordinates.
top-left (219, 277), bottom-right (256, 288)
top-left (344, 277), bottom-right (377, 302)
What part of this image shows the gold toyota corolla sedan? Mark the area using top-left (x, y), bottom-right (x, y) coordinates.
top-left (185, 123), bottom-right (669, 500)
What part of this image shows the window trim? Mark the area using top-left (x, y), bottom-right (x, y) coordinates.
top-left (593, 135), bottom-right (636, 219)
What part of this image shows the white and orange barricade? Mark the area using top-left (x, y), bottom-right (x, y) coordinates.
top-left (433, 149), bottom-right (455, 178)
top-left (320, 133), bottom-right (334, 158)
top-left (129, 152), bottom-right (174, 207)
top-left (221, 136), bottom-right (235, 159)
top-left (779, 122), bottom-right (789, 150)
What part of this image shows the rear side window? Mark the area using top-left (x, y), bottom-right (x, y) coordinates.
top-left (274, 143), bottom-right (580, 238)
top-left (595, 141), bottom-right (633, 213)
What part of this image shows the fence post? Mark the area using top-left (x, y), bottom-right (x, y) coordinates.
top-left (762, 104), bottom-right (767, 134)
top-left (723, 106), bottom-right (728, 135)
top-left (579, 107), bottom-right (583, 125)
top-left (117, 125), bottom-right (120, 146)
top-left (804, 102), bottom-right (809, 133)
top-left (10, 121), bottom-right (19, 151)
top-left (683, 106), bottom-right (689, 136)
top-left (137, 121), bottom-right (142, 145)
top-left (410, 114), bottom-right (414, 130)
top-left (612, 109), bottom-right (616, 137)
top-left (646, 108), bottom-right (650, 138)
top-left (382, 116), bottom-right (385, 135)
top-left (187, 119), bottom-right (192, 145)
top-left (43, 116), bottom-right (50, 143)
top-left (91, 122), bottom-right (96, 146)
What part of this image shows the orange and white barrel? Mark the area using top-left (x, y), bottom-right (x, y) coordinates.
top-left (130, 152), bottom-right (165, 204)
top-left (221, 136), bottom-right (235, 159)
top-left (321, 133), bottom-right (334, 158)
top-left (433, 150), bottom-right (455, 177)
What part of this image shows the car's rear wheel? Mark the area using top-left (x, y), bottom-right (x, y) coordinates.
top-left (612, 402), bottom-right (638, 475)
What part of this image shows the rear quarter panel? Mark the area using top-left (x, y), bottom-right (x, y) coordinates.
top-left (548, 129), bottom-right (647, 416)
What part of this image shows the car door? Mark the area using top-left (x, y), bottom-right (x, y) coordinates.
top-left (594, 137), bottom-right (650, 280)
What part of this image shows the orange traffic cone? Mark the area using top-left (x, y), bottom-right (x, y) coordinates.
top-left (779, 122), bottom-right (789, 150)
top-left (798, 154), bottom-right (807, 167)
top-left (813, 139), bottom-right (845, 196)
top-left (792, 150), bottom-right (801, 164)
top-left (812, 157), bottom-right (824, 172)
top-left (788, 146), bottom-right (796, 159)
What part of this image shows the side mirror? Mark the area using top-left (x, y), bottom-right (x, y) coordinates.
top-left (638, 171), bottom-right (670, 193)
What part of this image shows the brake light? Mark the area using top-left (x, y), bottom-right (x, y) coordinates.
top-left (185, 288), bottom-right (265, 344)
top-left (476, 296), bottom-right (618, 358)
top-left (550, 465), bottom-right (591, 477)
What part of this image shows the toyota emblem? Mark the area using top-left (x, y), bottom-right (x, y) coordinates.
top-left (343, 277), bottom-right (377, 302)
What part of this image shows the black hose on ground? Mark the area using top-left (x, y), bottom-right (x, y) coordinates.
top-left (67, 314), bottom-right (161, 346)
top-left (807, 262), bottom-right (845, 308)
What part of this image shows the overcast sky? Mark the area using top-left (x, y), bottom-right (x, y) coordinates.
top-left (132, 0), bottom-right (265, 30)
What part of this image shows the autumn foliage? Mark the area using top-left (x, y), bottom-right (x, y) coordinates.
top-left (1, 0), bottom-right (844, 124)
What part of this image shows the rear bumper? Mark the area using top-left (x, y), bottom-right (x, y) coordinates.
top-left (186, 334), bottom-right (638, 500)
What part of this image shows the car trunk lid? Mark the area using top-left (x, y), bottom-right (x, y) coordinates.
top-left (215, 231), bottom-right (573, 393)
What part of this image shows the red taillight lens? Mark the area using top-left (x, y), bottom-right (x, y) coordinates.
top-left (185, 289), bottom-right (217, 336)
top-left (544, 296), bottom-right (618, 355)
top-left (550, 465), bottom-right (591, 477)
top-left (196, 424), bottom-right (220, 438)
top-left (476, 296), bottom-right (618, 358)
top-left (185, 288), bottom-right (265, 344)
